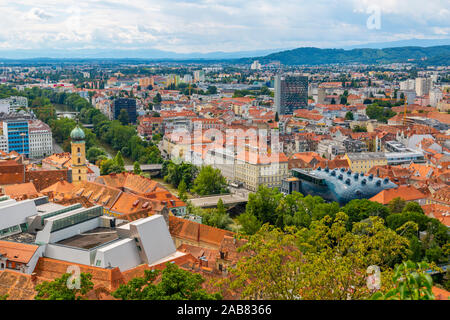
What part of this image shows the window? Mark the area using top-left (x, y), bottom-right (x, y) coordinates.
top-left (78, 158), bottom-right (80, 164)
top-left (96, 260), bottom-right (101, 266)
top-left (77, 147), bottom-right (80, 152)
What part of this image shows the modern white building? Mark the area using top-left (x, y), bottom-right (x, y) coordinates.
top-left (0, 134), bottom-right (7, 153)
top-left (399, 79), bottom-right (415, 91)
top-left (429, 88), bottom-right (443, 107)
top-left (0, 195), bottom-right (178, 274)
top-left (415, 77), bottom-right (432, 97)
top-left (0, 96), bottom-right (28, 113)
top-left (251, 60), bottom-right (262, 70)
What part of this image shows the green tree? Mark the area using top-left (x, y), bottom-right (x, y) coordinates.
top-left (243, 185), bottom-right (283, 227)
top-left (199, 199), bottom-right (233, 230)
top-left (345, 111), bottom-right (354, 120)
top-left (236, 211), bottom-right (263, 235)
top-left (114, 151), bottom-right (125, 170)
top-left (206, 86), bottom-right (217, 95)
top-left (133, 161), bottom-right (142, 175)
top-left (35, 273), bottom-right (94, 300)
top-left (341, 199), bottom-right (390, 228)
top-left (164, 161), bottom-right (198, 189)
top-left (118, 108), bottom-right (130, 125)
top-left (112, 263), bottom-right (222, 300)
top-left (86, 147), bottom-right (107, 164)
top-left (371, 261), bottom-right (435, 300)
top-left (153, 92), bottom-right (162, 104)
top-left (177, 179), bottom-right (188, 202)
top-left (230, 213), bottom-right (409, 300)
top-left (402, 202), bottom-right (424, 214)
top-left (100, 151), bottom-right (126, 175)
top-left (388, 197), bottom-right (406, 214)
top-left (192, 166), bottom-right (228, 196)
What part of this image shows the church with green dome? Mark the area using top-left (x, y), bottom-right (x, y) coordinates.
top-left (70, 125), bottom-right (85, 142)
top-left (70, 125), bottom-right (87, 181)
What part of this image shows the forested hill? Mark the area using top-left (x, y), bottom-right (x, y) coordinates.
top-left (239, 45), bottom-right (450, 66)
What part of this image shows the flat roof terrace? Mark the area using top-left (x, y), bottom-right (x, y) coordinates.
top-left (55, 227), bottom-right (119, 250)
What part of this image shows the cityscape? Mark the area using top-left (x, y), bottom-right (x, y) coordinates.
top-left (0, 0), bottom-right (449, 307)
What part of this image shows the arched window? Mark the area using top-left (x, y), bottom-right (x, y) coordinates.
top-left (79, 176), bottom-right (81, 181)
top-left (77, 147), bottom-right (80, 153)
top-left (78, 158), bottom-right (81, 164)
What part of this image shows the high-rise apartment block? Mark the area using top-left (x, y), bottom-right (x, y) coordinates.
top-left (113, 98), bottom-right (137, 124)
top-left (415, 77), bottom-right (432, 97)
top-left (274, 74), bottom-right (308, 115)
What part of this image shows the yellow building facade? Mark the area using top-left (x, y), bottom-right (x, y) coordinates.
top-left (345, 152), bottom-right (387, 174)
top-left (70, 126), bottom-right (88, 182)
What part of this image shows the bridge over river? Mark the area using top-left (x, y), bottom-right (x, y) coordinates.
top-left (188, 192), bottom-right (249, 208)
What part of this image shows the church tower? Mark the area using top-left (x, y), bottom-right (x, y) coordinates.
top-left (70, 125), bottom-right (87, 182)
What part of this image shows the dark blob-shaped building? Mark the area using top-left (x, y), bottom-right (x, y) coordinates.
top-left (283, 167), bottom-right (398, 205)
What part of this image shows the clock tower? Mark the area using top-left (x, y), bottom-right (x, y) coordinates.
top-left (70, 125), bottom-right (87, 182)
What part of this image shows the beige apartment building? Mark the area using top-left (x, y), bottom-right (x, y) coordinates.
top-left (234, 151), bottom-right (289, 191)
top-left (345, 152), bottom-right (387, 174)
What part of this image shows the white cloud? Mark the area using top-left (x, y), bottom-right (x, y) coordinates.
top-left (0, 0), bottom-right (448, 53)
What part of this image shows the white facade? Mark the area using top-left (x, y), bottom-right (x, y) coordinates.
top-left (94, 238), bottom-right (141, 271)
top-left (251, 60), bottom-right (262, 70)
top-left (0, 96), bottom-right (28, 113)
top-left (117, 215), bottom-right (176, 265)
top-left (415, 78), bottom-right (432, 97)
top-left (399, 79), bottom-right (415, 91)
top-left (28, 120), bottom-right (53, 159)
top-left (0, 134), bottom-right (8, 153)
top-left (0, 198), bottom-right (37, 238)
top-left (429, 88), bottom-right (443, 107)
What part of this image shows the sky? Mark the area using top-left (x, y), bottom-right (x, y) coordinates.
top-left (0, 0), bottom-right (449, 54)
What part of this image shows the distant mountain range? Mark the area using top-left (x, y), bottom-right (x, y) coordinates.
top-left (0, 48), bottom-right (285, 61)
top-left (240, 45), bottom-right (450, 66)
top-left (341, 38), bottom-right (450, 49)
top-left (0, 39), bottom-right (449, 66)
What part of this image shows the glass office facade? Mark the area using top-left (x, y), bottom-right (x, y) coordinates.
top-left (5, 120), bottom-right (29, 157)
top-left (275, 75), bottom-right (308, 115)
top-left (50, 206), bottom-right (102, 232)
top-left (40, 203), bottom-right (82, 224)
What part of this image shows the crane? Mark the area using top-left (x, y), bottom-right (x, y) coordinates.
top-left (403, 95), bottom-right (408, 126)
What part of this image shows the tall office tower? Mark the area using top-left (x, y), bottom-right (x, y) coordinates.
top-left (415, 77), bottom-right (431, 97)
top-left (3, 119), bottom-right (29, 157)
top-left (403, 90), bottom-right (417, 105)
top-left (183, 74), bottom-right (193, 83)
top-left (113, 98), bottom-right (137, 124)
top-left (193, 70), bottom-right (205, 82)
top-left (399, 79), bottom-right (415, 91)
top-left (429, 88), bottom-right (443, 107)
top-left (274, 74), bottom-right (308, 115)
